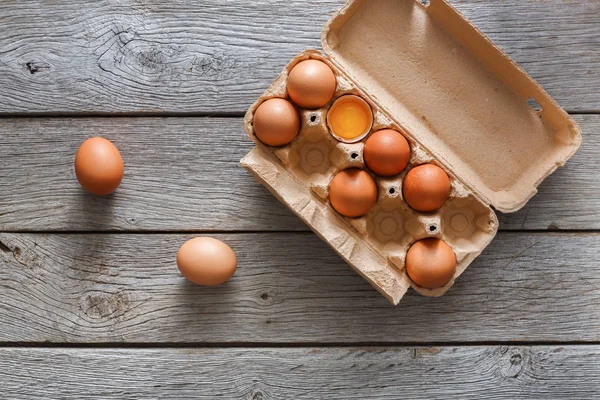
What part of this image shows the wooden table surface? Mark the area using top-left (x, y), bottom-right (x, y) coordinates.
top-left (1, 1), bottom-right (599, 398)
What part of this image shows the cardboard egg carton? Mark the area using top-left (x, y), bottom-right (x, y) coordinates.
top-left (241, 0), bottom-right (581, 304)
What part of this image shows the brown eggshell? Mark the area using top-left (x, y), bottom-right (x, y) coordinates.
top-left (287, 59), bottom-right (337, 109)
top-left (329, 169), bottom-right (378, 218)
top-left (403, 164), bottom-right (451, 212)
top-left (253, 98), bottom-right (300, 147)
top-left (406, 238), bottom-right (457, 289)
top-left (75, 137), bottom-right (124, 196)
top-left (177, 237), bottom-right (237, 286)
top-left (364, 129), bottom-right (411, 176)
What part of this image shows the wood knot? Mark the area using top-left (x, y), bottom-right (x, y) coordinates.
top-left (133, 45), bottom-right (173, 73)
top-left (24, 61), bottom-right (50, 75)
top-left (505, 351), bottom-right (525, 379)
top-left (259, 292), bottom-right (273, 305)
top-left (252, 392), bottom-right (265, 400)
top-left (510, 353), bottom-right (523, 366)
top-left (82, 291), bottom-right (130, 320)
top-left (3, 243), bottom-right (41, 270)
top-left (190, 51), bottom-right (236, 77)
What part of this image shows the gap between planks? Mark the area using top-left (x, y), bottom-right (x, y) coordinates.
top-left (1, 230), bottom-right (599, 235)
top-left (0, 111), bottom-right (595, 118)
top-left (0, 112), bottom-right (247, 119)
top-left (1, 340), bottom-right (600, 349)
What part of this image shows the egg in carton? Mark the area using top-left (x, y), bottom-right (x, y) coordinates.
top-left (241, 0), bottom-right (581, 304)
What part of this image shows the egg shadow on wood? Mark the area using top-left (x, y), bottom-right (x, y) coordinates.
top-left (65, 193), bottom-right (120, 304)
top-left (173, 279), bottom-right (241, 324)
top-left (69, 190), bottom-right (118, 230)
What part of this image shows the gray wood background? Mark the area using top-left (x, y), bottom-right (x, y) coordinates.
top-left (0, 0), bottom-right (598, 398)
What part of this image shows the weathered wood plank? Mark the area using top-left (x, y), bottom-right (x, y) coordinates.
top-left (0, 0), bottom-right (597, 114)
top-left (0, 117), bottom-right (305, 231)
top-left (0, 232), bottom-right (598, 343)
top-left (1, 346), bottom-right (599, 399)
top-left (0, 115), bottom-right (595, 231)
top-left (499, 114), bottom-right (600, 230)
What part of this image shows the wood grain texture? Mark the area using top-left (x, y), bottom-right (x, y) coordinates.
top-left (0, 0), bottom-right (597, 114)
top-left (1, 2), bottom-right (597, 398)
top-left (0, 115), bottom-right (595, 232)
top-left (0, 232), bottom-right (598, 343)
top-left (1, 346), bottom-right (599, 399)
top-left (0, 117), bottom-right (304, 232)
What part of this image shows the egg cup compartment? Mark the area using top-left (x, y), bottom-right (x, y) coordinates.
top-left (242, 50), bottom-right (501, 304)
top-left (359, 145), bottom-right (497, 298)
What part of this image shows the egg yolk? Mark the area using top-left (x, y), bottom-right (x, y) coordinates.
top-left (328, 96), bottom-right (372, 141)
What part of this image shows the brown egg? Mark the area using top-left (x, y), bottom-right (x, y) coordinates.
top-left (364, 129), bottom-right (411, 177)
top-left (177, 237), bottom-right (237, 286)
top-left (253, 98), bottom-right (300, 147)
top-left (406, 238), bottom-right (456, 289)
top-left (329, 169), bottom-right (378, 218)
top-left (75, 137), bottom-right (124, 196)
top-left (403, 164), bottom-right (451, 212)
top-left (287, 59), bottom-right (337, 109)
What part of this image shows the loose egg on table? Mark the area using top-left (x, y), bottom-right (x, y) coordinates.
top-left (177, 237), bottom-right (237, 286)
top-left (403, 164), bottom-right (451, 212)
top-left (405, 238), bottom-right (457, 289)
top-left (287, 59), bottom-right (337, 109)
top-left (75, 137), bottom-right (124, 196)
top-left (253, 98), bottom-right (300, 147)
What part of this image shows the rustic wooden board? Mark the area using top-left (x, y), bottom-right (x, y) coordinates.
top-left (0, 232), bottom-right (598, 343)
top-left (0, 115), bottom-right (595, 232)
top-left (0, 0), bottom-right (598, 115)
top-left (1, 1), bottom-right (598, 398)
top-left (1, 346), bottom-right (599, 399)
top-left (0, 117), bottom-right (304, 232)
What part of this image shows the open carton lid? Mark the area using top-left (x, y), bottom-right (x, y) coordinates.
top-left (321, 0), bottom-right (582, 213)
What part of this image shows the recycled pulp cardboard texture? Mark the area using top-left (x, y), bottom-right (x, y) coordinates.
top-left (322, 0), bottom-right (582, 213)
top-left (242, 147), bottom-right (412, 304)
top-left (242, 49), bottom-right (499, 304)
top-left (241, 0), bottom-right (581, 304)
